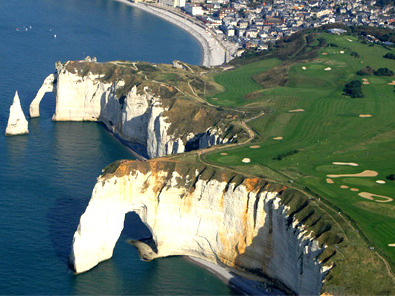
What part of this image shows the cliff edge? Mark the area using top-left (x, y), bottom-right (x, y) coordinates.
top-left (70, 158), bottom-right (341, 295)
top-left (30, 60), bottom-right (248, 158)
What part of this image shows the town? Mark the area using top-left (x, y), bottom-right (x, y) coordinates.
top-left (133, 0), bottom-right (394, 53)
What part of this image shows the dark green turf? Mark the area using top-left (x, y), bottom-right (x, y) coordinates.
top-left (204, 32), bottom-right (395, 267)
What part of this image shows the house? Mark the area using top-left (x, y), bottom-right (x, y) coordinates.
top-left (219, 7), bottom-right (238, 19)
top-left (238, 20), bottom-right (249, 29)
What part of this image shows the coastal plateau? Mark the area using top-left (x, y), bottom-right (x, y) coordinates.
top-left (25, 25), bottom-right (395, 295)
top-left (30, 59), bottom-right (247, 158)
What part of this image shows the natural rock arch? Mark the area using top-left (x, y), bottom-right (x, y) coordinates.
top-left (68, 161), bottom-right (330, 295)
top-left (29, 73), bottom-right (56, 118)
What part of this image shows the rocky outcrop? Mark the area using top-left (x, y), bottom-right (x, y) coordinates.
top-left (31, 61), bottom-right (245, 158)
top-left (70, 160), bottom-right (335, 295)
top-left (5, 91), bottom-right (29, 136)
top-left (29, 73), bottom-right (56, 118)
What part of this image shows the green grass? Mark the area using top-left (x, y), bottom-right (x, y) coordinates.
top-left (207, 58), bottom-right (281, 106)
top-left (202, 32), bottom-right (395, 283)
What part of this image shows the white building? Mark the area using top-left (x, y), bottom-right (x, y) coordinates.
top-left (159, 0), bottom-right (186, 8)
top-left (185, 3), bottom-right (204, 15)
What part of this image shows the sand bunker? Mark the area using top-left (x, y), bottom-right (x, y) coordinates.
top-left (358, 192), bottom-right (393, 203)
top-left (332, 162), bottom-right (359, 166)
top-left (326, 178), bottom-right (334, 184)
top-left (249, 145), bottom-right (260, 149)
top-left (302, 66), bottom-right (307, 70)
top-left (340, 185), bottom-right (349, 189)
top-left (350, 188), bottom-right (359, 192)
top-left (242, 158), bottom-right (251, 163)
top-left (362, 78), bottom-right (369, 81)
top-left (289, 109), bottom-right (305, 113)
top-left (322, 52), bottom-right (328, 55)
top-left (340, 51), bottom-right (344, 54)
top-left (376, 180), bottom-right (386, 184)
top-left (346, 38), bottom-right (353, 42)
top-left (389, 243), bottom-right (395, 247)
top-left (363, 81), bottom-right (370, 85)
top-left (273, 137), bottom-right (283, 140)
top-left (387, 81), bottom-right (395, 85)
top-left (327, 170), bottom-right (378, 178)
top-left (324, 67), bottom-right (332, 71)
top-left (220, 152), bottom-right (228, 156)
top-left (359, 114), bottom-right (372, 118)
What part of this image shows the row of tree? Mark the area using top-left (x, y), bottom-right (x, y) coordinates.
top-left (356, 66), bottom-right (394, 76)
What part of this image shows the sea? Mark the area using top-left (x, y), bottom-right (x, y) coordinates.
top-left (0, 0), bottom-right (237, 294)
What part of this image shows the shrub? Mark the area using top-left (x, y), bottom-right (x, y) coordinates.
top-left (383, 52), bottom-right (395, 60)
top-left (386, 174), bottom-right (395, 181)
top-left (343, 80), bottom-right (364, 98)
top-left (350, 51), bottom-right (360, 58)
top-left (374, 67), bottom-right (394, 76)
top-left (273, 149), bottom-right (299, 161)
top-left (356, 66), bottom-right (374, 76)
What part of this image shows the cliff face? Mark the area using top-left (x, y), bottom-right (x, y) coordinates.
top-left (70, 160), bottom-right (332, 295)
top-left (5, 91), bottom-right (29, 136)
top-left (30, 60), bottom-right (246, 158)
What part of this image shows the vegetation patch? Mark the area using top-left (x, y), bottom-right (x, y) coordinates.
top-left (356, 66), bottom-right (374, 76)
top-left (384, 52), bottom-right (395, 60)
top-left (386, 174), bottom-right (395, 181)
top-left (343, 80), bottom-right (364, 98)
top-left (374, 67), bottom-right (394, 76)
top-left (272, 149), bottom-right (299, 161)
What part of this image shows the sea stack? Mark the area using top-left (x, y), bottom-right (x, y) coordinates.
top-left (5, 91), bottom-right (29, 136)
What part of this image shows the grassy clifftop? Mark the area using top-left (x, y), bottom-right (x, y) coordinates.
top-left (61, 60), bottom-right (249, 143)
top-left (201, 27), bottom-right (395, 294)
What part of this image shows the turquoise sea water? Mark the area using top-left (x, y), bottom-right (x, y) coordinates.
top-left (0, 0), bottom-right (237, 294)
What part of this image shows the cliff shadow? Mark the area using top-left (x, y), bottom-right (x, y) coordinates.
top-left (99, 93), bottom-right (149, 158)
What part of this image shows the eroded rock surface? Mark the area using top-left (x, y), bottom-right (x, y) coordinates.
top-left (5, 91), bottom-right (29, 136)
top-left (70, 160), bottom-right (335, 295)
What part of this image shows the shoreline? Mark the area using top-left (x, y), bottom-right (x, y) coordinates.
top-left (185, 256), bottom-right (283, 296)
top-left (114, 0), bottom-right (236, 67)
top-left (108, 1), bottom-right (280, 294)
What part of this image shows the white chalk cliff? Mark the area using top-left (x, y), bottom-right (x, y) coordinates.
top-left (31, 61), bottom-right (239, 158)
top-left (29, 73), bottom-right (56, 118)
top-left (5, 91), bottom-right (29, 136)
top-left (69, 160), bottom-right (332, 295)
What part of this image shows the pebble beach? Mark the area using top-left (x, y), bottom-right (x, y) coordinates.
top-left (115, 0), bottom-right (236, 66)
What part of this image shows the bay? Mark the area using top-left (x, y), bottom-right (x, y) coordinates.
top-left (0, 0), bottom-right (236, 294)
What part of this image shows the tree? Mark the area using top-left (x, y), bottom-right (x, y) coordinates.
top-left (374, 67), bottom-right (394, 76)
top-left (386, 174), bottom-right (395, 181)
top-left (383, 52), bottom-right (395, 60)
top-left (343, 80), bottom-right (364, 98)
